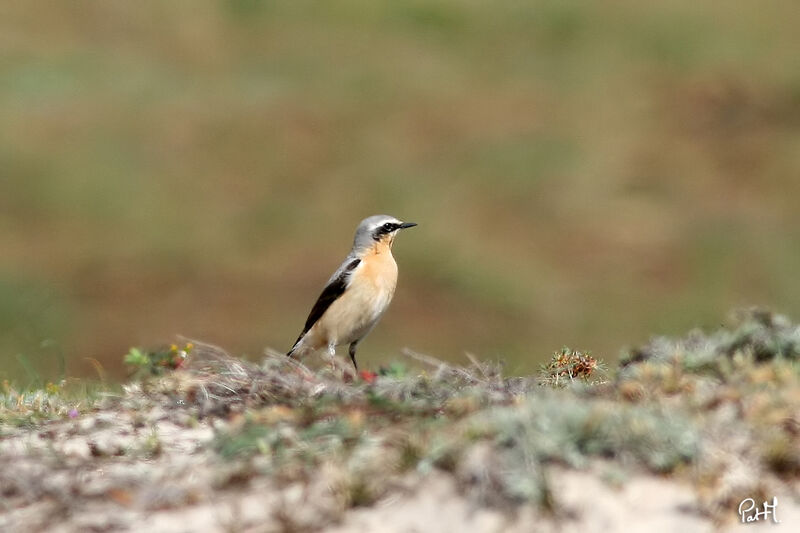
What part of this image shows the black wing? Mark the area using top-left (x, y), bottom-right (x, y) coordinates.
top-left (288, 258), bottom-right (361, 353)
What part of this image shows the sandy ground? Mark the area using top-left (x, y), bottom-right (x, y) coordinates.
top-left (2, 405), bottom-right (797, 533)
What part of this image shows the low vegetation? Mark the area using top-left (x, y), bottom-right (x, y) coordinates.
top-left (1, 309), bottom-right (799, 531)
top-left (4, 1), bottom-right (800, 380)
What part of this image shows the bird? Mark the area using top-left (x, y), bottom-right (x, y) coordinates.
top-left (287, 214), bottom-right (417, 370)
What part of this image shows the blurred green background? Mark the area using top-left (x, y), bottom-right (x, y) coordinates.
top-left (2, 0), bottom-right (800, 382)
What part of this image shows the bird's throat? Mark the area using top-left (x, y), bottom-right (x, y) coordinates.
top-left (372, 235), bottom-right (394, 254)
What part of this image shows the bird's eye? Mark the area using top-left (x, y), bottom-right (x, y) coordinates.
top-left (382, 223), bottom-right (394, 231)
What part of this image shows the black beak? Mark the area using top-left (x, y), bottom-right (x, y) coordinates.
top-left (399, 222), bottom-right (418, 229)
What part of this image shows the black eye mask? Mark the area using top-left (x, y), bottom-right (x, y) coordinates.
top-left (373, 223), bottom-right (398, 239)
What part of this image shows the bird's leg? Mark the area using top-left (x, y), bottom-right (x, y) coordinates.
top-left (327, 343), bottom-right (337, 371)
top-left (348, 341), bottom-right (359, 371)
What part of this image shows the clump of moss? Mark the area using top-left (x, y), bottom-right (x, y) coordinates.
top-left (620, 308), bottom-right (800, 375)
top-left (613, 308), bottom-right (800, 520)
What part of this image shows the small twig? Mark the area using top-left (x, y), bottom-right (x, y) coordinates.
top-left (271, 350), bottom-right (315, 378)
top-left (178, 337), bottom-right (229, 360)
top-left (211, 382), bottom-right (238, 395)
top-left (464, 352), bottom-right (490, 381)
top-left (401, 348), bottom-right (477, 382)
top-left (401, 348), bottom-right (449, 368)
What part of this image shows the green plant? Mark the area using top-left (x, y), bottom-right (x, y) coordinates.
top-left (124, 343), bottom-right (192, 378)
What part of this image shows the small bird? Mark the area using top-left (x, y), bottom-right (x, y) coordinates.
top-left (287, 215), bottom-right (417, 370)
